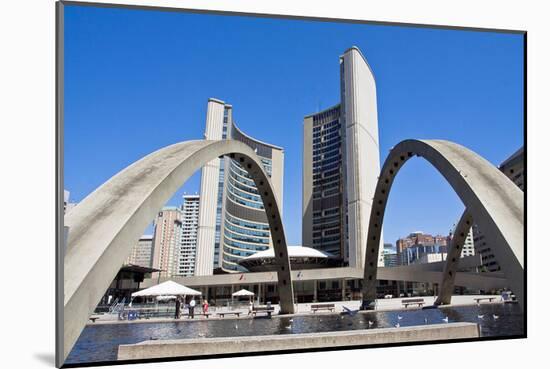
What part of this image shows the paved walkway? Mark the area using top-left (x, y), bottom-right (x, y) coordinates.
top-left (89, 294), bottom-right (503, 325)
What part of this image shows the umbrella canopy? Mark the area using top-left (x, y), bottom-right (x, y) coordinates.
top-left (132, 281), bottom-right (202, 297)
top-left (232, 288), bottom-right (255, 297)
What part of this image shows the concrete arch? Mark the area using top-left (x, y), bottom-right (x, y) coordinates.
top-left (434, 210), bottom-right (473, 305)
top-left (361, 139), bottom-right (524, 310)
top-left (62, 140), bottom-right (295, 362)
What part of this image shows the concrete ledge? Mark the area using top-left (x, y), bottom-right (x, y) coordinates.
top-left (117, 323), bottom-right (479, 360)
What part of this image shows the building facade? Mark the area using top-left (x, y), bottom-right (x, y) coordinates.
top-left (395, 231), bottom-right (449, 265)
top-left (458, 226), bottom-right (475, 258)
top-left (302, 46), bottom-right (384, 269)
top-left (176, 195), bottom-right (200, 276)
top-left (383, 243), bottom-right (398, 267)
top-left (195, 98), bottom-right (284, 275)
top-left (126, 235), bottom-right (154, 268)
top-left (151, 206), bottom-right (182, 278)
top-left (474, 147), bottom-right (524, 272)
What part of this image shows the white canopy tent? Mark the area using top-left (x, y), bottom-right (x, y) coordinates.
top-left (232, 289), bottom-right (255, 297)
top-left (155, 295), bottom-right (177, 301)
top-left (132, 280), bottom-right (202, 298)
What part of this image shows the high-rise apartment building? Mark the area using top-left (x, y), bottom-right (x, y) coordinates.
top-left (302, 47), bottom-right (384, 268)
top-left (474, 147), bottom-right (524, 272)
top-left (195, 98), bottom-right (284, 275)
top-left (151, 207), bottom-right (182, 278)
top-left (176, 195), bottom-right (200, 276)
top-left (126, 235), bottom-right (154, 268)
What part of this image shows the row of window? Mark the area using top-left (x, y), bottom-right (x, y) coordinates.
top-left (227, 184), bottom-right (264, 208)
top-left (225, 213), bottom-right (270, 231)
top-left (313, 208), bottom-right (340, 217)
top-left (313, 115), bottom-right (340, 130)
top-left (224, 236), bottom-right (269, 251)
top-left (227, 191), bottom-right (265, 210)
top-left (312, 187), bottom-right (340, 199)
top-left (224, 228), bottom-right (270, 244)
top-left (228, 172), bottom-right (260, 196)
top-left (313, 178), bottom-right (340, 192)
top-left (313, 160), bottom-right (341, 175)
top-left (312, 235), bottom-right (341, 244)
top-left (313, 215), bottom-right (340, 226)
top-left (313, 136), bottom-right (341, 150)
top-left (224, 220), bottom-right (270, 238)
top-left (313, 149), bottom-right (341, 163)
top-left (229, 164), bottom-right (257, 188)
top-left (313, 131), bottom-right (341, 146)
top-left (313, 142), bottom-right (341, 156)
top-left (222, 244), bottom-right (257, 258)
top-left (312, 123), bottom-right (340, 138)
top-left (313, 153), bottom-right (341, 167)
top-left (313, 168), bottom-right (341, 181)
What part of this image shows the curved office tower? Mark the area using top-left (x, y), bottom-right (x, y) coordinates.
top-left (195, 98), bottom-right (284, 275)
top-left (303, 46), bottom-right (384, 269)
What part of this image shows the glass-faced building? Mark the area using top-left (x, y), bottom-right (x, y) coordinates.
top-left (302, 47), bottom-right (384, 269)
top-left (195, 98), bottom-right (284, 275)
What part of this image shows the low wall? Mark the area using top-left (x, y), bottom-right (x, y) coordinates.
top-left (118, 323), bottom-right (480, 360)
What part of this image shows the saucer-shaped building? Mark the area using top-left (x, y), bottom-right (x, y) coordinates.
top-left (238, 245), bottom-right (341, 272)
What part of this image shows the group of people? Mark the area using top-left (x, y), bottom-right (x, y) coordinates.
top-left (174, 297), bottom-right (209, 319)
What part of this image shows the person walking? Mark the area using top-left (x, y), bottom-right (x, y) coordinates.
top-left (189, 297), bottom-right (196, 319)
top-left (175, 297), bottom-right (181, 319)
top-left (202, 299), bottom-right (209, 315)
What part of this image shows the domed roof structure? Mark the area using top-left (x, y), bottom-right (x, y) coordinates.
top-left (238, 245), bottom-right (341, 272)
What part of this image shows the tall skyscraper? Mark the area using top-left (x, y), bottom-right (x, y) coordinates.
top-left (126, 235), bottom-right (154, 268)
top-left (195, 98), bottom-right (284, 275)
top-left (151, 207), bottom-right (182, 278)
top-left (302, 46), bottom-right (384, 268)
top-left (176, 195), bottom-right (200, 276)
top-left (474, 147), bottom-right (524, 272)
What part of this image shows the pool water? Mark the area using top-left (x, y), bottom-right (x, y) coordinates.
top-left (66, 303), bottom-right (524, 364)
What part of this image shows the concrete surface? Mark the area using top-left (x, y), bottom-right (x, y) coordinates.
top-left (435, 211), bottom-right (474, 305)
top-left (117, 322), bottom-right (480, 360)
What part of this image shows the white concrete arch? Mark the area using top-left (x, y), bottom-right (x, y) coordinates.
top-left (361, 139), bottom-right (524, 310)
top-left (61, 140), bottom-right (295, 362)
top-left (434, 210), bottom-right (473, 305)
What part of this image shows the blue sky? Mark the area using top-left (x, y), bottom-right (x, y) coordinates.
top-left (64, 5), bottom-right (524, 245)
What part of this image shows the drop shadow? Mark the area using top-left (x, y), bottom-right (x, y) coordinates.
top-left (34, 352), bottom-right (55, 366)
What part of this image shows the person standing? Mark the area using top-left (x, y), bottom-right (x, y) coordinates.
top-left (202, 299), bottom-right (209, 315)
top-left (175, 297), bottom-right (181, 319)
top-left (189, 297), bottom-right (196, 319)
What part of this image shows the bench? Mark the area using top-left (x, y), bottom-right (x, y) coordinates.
top-left (181, 313), bottom-right (211, 319)
top-left (311, 303), bottom-right (335, 312)
top-left (252, 306), bottom-right (275, 317)
top-left (89, 316), bottom-right (100, 323)
top-left (474, 297), bottom-right (496, 304)
top-left (402, 298), bottom-right (425, 308)
top-left (216, 312), bottom-right (241, 318)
